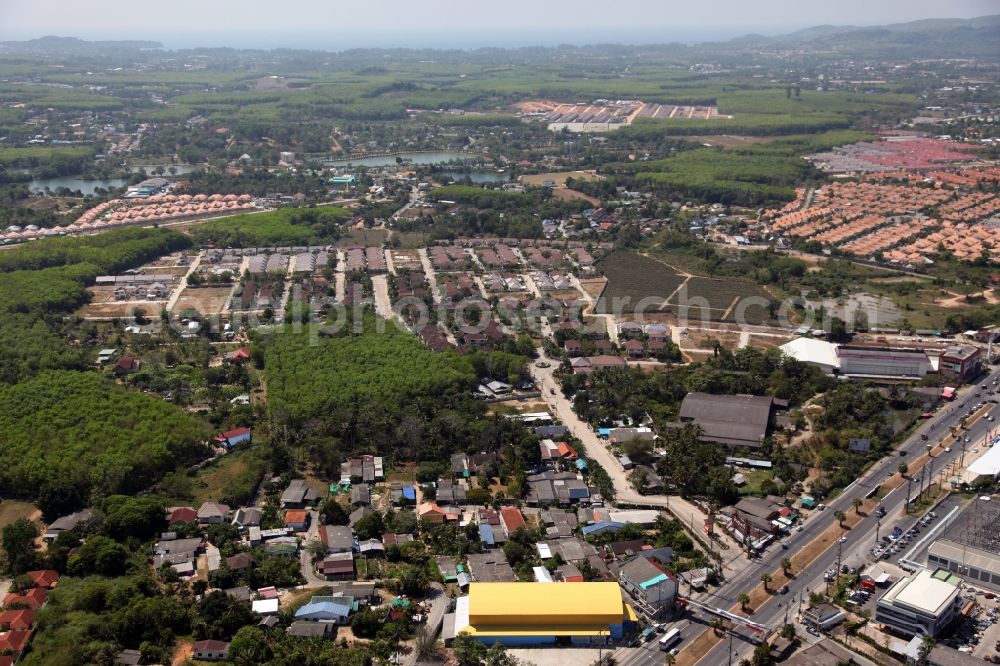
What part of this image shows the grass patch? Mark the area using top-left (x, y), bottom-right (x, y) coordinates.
top-left (0, 500), bottom-right (38, 530)
top-left (188, 207), bottom-right (350, 247)
top-left (336, 228), bottom-right (389, 247)
top-left (180, 449), bottom-right (256, 506)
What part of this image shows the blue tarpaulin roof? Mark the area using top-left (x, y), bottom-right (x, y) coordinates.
top-left (640, 573), bottom-right (668, 589)
top-left (295, 600), bottom-right (353, 619)
top-left (478, 523), bottom-right (495, 546)
top-left (402, 486), bottom-right (416, 500)
top-left (598, 428), bottom-right (611, 437)
top-left (581, 520), bottom-right (625, 537)
top-left (575, 459), bottom-right (588, 471)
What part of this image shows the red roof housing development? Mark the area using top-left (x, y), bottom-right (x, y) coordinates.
top-left (0, 609), bottom-right (34, 630)
top-left (3, 587), bottom-right (46, 610)
top-left (25, 570), bottom-right (59, 589)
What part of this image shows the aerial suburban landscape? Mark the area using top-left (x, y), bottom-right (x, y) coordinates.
top-left (1, 1), bottom-right (1000, 665)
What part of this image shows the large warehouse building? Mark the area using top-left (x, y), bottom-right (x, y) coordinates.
top-left (673, 392), bottom-right (776, 449)
top-left (780, 338), bottom-right (932, 379)
top-left (447, 582), bottom-right (637, 646)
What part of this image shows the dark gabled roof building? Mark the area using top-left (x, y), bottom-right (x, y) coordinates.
top-left (675, 392), bottom-right (775, 449)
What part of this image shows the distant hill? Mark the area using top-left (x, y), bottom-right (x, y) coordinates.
top-left (0, 35), bottom-right (162, 54)
top-left (723, 14), bottom-right (1000, 58)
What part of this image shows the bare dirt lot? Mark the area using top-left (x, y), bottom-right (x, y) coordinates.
top-left (387, 248), bottom-right (423, 271)
top-left (551, 187), bottom-right (600, 205)
top-left (686, 135), bottom-right (779, 148)
top-left (171, 286), bottom-right (233, 316)
top-left (78, 286), bottom-right (170, 319)
top-left (693, 331), bottom-right (741, 349)
top-left (578, 277), bottom-right (607, 301)
top-left (748, 334), bottom-right (794, 350)
top-left (519, 171), bottom-right (601, 187)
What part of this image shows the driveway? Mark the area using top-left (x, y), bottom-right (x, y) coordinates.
top-left (402, 582), bottom-right (447, 666)
top-left (417, 248), bottom-right (458, 345)
top-left (298, 510), bottom-right (327, 586)
top-left (371, 274), bottom-right (396, 322)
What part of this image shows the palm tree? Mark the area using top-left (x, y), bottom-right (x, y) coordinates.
top-left (834, 510), bottom-right (847, 528)
top-left (852, 497), bottom-right (863, 514)
top-left (760, 572), bottom-right (772, 592)
top-left (916, 634), bottom-right (936, 666)
top-left (781, 557), bottom-right (792, 576)
top-left (711, 617), bottom-right (724, 637)
top-left (664, 653), bottom-right (676, 666)
top-left (737, 591), bottom-right (751, 611)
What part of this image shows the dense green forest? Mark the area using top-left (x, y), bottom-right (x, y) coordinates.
top-left (0, 226), bottom-right (191, 273)
top-left (0, 228), bottom-right (192, 385)
top-left (189, 207), bottom-right (351, 247)
top-left (0, 228), bottom-right (214, 508)
top-left (606, 146), bottom-right (818, 206)
top-left (0, 371), bottom-right (210, 504)
top-left (426, 184), bottom-right (543, 210)
top-left (261, 314), bottom-right (539, 474)
top-left (263, 317), bottom-right (478, 426)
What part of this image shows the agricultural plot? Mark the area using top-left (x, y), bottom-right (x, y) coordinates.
top-left (594, 252), bottom-right (686, 314)
top-left (669, 277), bottom-right (772, 324)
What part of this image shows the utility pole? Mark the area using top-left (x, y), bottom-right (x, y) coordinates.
top-left (927, 455), bottom-right (936, 499)
top-left (906, 476), bottom-right (913, 513)
top-left (836, 537), bottom-right (843, 587)
top-left (727, 629), bottom-right (734, 666)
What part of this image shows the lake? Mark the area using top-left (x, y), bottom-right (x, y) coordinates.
top-left (327, 151), bottom-right (470, 168)
top-left (29, 177), bottom-right (128, 195)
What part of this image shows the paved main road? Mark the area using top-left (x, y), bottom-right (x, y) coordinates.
top-left (701, 367), bottom-right (1000, 666)
top-left (587, 367), bottom-right (1000, 666)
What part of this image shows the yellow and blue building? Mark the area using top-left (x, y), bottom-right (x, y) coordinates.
top-left (450, 582), bottom-right (637, 646)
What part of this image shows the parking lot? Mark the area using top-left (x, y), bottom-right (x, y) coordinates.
top-left (868, 506), bottom-right (944, 566)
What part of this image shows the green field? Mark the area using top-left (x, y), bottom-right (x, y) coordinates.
top-left (0, 145), bottom-right (95, 167)
top-left (605, 130), bottom-right (876, 206)
top-left (189, 207), bottom-right (351, 247)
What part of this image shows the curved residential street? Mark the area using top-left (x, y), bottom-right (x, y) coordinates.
top-left (527, 349), bottom-right (744, 560)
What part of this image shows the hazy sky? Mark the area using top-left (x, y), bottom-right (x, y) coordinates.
top-left (0, 0), bottom-right (996, 48)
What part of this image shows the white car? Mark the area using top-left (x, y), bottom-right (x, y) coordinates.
top-left (945, 447), bottom-right (952, 452)
top-left (839, 536), bottom-right (848, 543)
